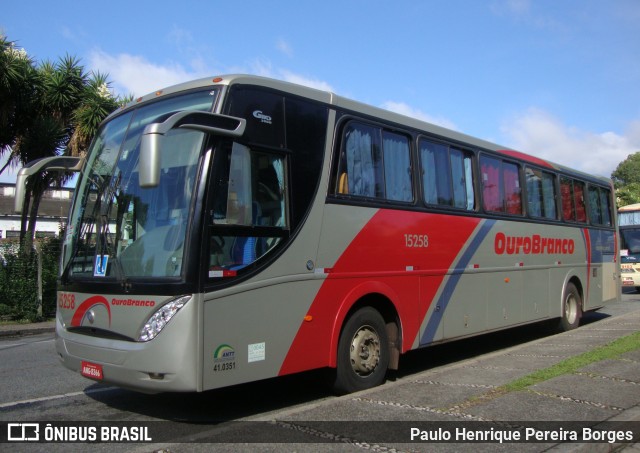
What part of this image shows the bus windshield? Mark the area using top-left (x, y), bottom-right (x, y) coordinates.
top-left (62, 89), bottom-right (218, 280)
top-left (621, 227), bottom-right (640, 256)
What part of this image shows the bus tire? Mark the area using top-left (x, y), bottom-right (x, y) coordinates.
top-left (332, 307), bottom-right (389, 395)
top-left (558, 282), bottom-right (582, 332)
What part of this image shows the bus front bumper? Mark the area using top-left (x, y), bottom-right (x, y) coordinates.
top-left (55, 302), bottom-right (200, 393)
top-left (621, 267), bottom-right (640, 289)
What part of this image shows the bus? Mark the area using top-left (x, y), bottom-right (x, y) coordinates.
top-left (618, 203), bottom-right (640, 290)
top-left (16, 75), bottom-right (620, 394)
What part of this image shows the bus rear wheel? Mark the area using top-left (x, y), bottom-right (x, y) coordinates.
top-left (558, 282), bottom-right (582, 332)
top-left (332, 307), bottom-right (389, 395)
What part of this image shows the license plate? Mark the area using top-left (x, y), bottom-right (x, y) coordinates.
top-left (81, 361), bottom-right (103, 380)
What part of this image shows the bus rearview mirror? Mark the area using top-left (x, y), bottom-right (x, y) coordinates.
top-left (14, 156), bottom-right (84, 214)
top-left (139, 112), bottom-right (246, 188)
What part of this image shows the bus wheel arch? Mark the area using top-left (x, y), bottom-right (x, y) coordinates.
top-left (558, 278), bottom-right (583, 332)
top-left (331, 293), bottom-right (401, 394)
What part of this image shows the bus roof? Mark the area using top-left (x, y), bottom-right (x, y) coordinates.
top-left (112, 74), bottom-right (611, 186)
top-left (619, 203), bottom-right (640, 212)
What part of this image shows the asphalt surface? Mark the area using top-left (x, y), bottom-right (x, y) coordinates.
top-left (1, 307), bottom-right (639, 452)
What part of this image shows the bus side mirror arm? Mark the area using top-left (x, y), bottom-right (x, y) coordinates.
top-left (14, 156), bottom-right (84, 214)
top-left (139, 111), bottom-right (246, 188)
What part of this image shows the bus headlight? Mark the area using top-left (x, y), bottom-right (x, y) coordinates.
top-left (138, 295), bottom-right (191, 342)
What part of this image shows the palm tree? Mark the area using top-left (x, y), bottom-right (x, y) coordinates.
top-left (0, 36), bottom-right (128, 321)
top-left (0, 36), bottom-right (38, 173)
top-left (69, 71), bottom-right (127, 158)
top-left (16, 55), bottom-right (88, 246)
top-left (0, 34), bottom-right (127, 247)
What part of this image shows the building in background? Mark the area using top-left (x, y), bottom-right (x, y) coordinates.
top-left (0, 183), bottom-right (72, 239)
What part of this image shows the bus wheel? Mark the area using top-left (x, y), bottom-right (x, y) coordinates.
top-left (332, 307), bottom-right (389, 395)
top-left (558, 282), bottom-right (582, 331)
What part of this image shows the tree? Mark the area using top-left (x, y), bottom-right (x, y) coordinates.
top-left (0, 36), bottom-right (38, 170)
top-left (69, 72), bottom-right (127, 158)
top-left (612, 152), bottom-right (640, 207)
top-left (0, 35), bottom-right (128, 247)
top-left (616, 183), bottom-right (640, 207)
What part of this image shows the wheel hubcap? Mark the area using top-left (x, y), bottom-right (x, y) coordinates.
top-left (349, 326), bottom-right (381, 377)
top-left (565, 293), bottom-right (577, 324)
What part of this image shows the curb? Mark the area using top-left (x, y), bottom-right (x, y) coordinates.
top-left (0, 323), bottom-right (55, 338)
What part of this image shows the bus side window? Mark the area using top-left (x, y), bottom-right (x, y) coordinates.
top-left (588, 186), bottom-right (603, 225)
top-left (337, 122), bottom-right (413, 202)
top-left (503, 162), bottom-right (522, 215)
top-left (561, 177), bottom-right (587, 223)
top-left (526, 168), bottom-right (557, 220)
top-left (341, 123), bottom-right (381, 198)
top-left (560, 177), bottom-right (574, 221)
top-left (480, 155), bottom-right (503, 213)
top-left (573, 181), bottom-right (587, 222)
top-left (450, 148), bottom-right (475, 210)
top-left (421, 140), bottom-right (451, 206)
top-left (480, 156), bottom-right (522, 215)
top-left (526, 168), bottom-right (542, 217)
top-left (382, 131), bottom-right (412, 202)
top-left (589, 186), bottom-right (613, 226)
top-left (541, 171), bottom-right (557, 219)
top-left (208, 144), bottom-right (288, 275)
top-left (420, 139), bottom-right (474, 210)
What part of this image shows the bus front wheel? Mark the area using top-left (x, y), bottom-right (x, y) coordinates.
top-left (558, 282), bottom-right (582, 332)
top-left (332, 307), bottom-right (390, 395)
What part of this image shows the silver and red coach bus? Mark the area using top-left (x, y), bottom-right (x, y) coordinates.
top-left (16, 75), bottom-right (620, 394)
top-left (618, 204), bottom-right (640, 290)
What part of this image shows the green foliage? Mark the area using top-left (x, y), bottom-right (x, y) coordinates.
top-left (0, 238), bottom-right (60, 321)
top-left (0, 32), bottom-right (130, 248)
top-left (0, 36), bottom-right (38, 152)
top-left (70, 71), bottom-right (123, 157)
top-left (0, 244), bottom-right (39, 321)
top-left (44, 55), bottom-right (87, 120)
top-left (612, 151), bottom-right (640, 208)
top-left (40, 237), bottom-right (61, 316)
top-left (17, 116), bottom-right (67, 163)
top-left (0, 303), bottom-right (11, 317)
top-left (0, 35), bottom-right (128, 321)
top-left (616, 182), bottom-right (640, 207)
top-left (612, 152), bottom-right (640, 188)
top-left (0, 34), bottom-right (130, 321)
top-left (500, 330), bottom-right (640, 393)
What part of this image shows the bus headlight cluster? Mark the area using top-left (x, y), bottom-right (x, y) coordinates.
top-left (138, 295), bottom-right (191, 342)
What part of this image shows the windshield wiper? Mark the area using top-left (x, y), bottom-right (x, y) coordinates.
top-left (97, 212), bottom-right (127, 284)
top-left (61, 211), bottom-right (96, 284)
top-left (62, 173), bottom-right (128, 283)
top-left (95, 173), bottom-right (128, 283)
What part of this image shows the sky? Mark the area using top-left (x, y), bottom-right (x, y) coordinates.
top-left (2, 0), bottom-right (640, 183)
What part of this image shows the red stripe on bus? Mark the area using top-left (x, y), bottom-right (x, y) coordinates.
top-left (279, 210), bottom-right (481, 375)
top-left (498, 149), bottom-right (556, 169)
top-left (583, 228), bottom-right (592, 304)
top-left (71, 295), bottom-right (111, 327)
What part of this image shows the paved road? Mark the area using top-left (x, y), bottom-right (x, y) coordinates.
top-left (1, 291), bottom-right (639, 451)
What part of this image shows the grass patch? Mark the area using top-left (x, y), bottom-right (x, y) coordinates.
top-left (499, 330), bottom-right (640, 393)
